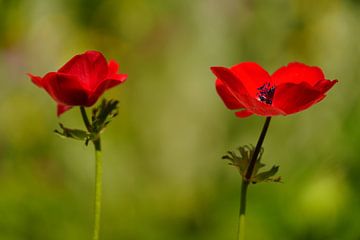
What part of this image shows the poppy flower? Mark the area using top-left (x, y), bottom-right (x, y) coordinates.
top-left (211, 62), bottom-right (337, 118)
top-left (28, 50), bottom-right (127, 116)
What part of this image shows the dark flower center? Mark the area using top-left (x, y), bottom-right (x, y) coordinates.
top-left (257, 83), bottom-right (275, 105)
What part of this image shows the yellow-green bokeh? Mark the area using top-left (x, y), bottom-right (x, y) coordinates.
top-left (0, 0), bottom-right (359, 239)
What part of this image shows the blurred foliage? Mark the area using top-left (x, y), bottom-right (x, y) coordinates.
top-left (0, 0), bottom-right (359, 239)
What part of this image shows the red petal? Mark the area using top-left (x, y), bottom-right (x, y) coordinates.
top-left (314, 79), bottom-right (338, 93)
top-left (106, 60), bottom-right (127, 88)
top-left (272, 62), bottom-right (325, 86)
top-left (211, 66), bottom-right (252, 106)
top-left (88, 60), bottom-right (127, 102)
top-left (57, 104), bottom-right (72, 116)
top-left (105, 74), bottom-right (127, 89)
top-left (90, 77), bottom-right (126, 104)
top-left (235, 110), bottom-right (253, 118)
top-left (108, 60), bottom-right (119, 75)
top-left (44, 73), bottom-right (91, 106)
top-left (28, 73), bottom-right (43, 87)
top-left (40, 72), bottom-right (63, 103)
top-left (211, 66), bottom-right (284, 116)
top-left (215, 79), bottom-right (244, 109)
top-left (58, 51), bottom-right (108, 89)
top-left (230, 62), bottom-right (272, 97)
top-left (245, 98), bottom-right (285, 116)
top-left (272, 82), bottom-right (325, 115)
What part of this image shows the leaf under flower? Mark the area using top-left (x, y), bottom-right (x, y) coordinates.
top-left (222, 145), bottom-right (281, 184)
top-left (54, 99), bottom-right (119, 146)
top-left (54, 123), bottom-right (95, 144)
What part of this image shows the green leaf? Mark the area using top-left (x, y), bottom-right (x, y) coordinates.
top-left (91, 99), bottom-right (119, 133)
top-left (253, 165), bottom-right (282, 183)
top-left (54, 123), bottom-right (93, 141)
top-left (222, 145), bottom-right (255, 177)
top-left (222, 145), bottom-right (281, 184)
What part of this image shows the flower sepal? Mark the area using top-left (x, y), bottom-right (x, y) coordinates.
top-left (55, 99), bottom-right (119, 146)
top-left (222, 145), bottom-right (282, 184)
top-left (91, 99), bottom-right (119, 135)
top-left (54, 123), bottom-right (96, 144)
top-left (252, 165), bottom-right (281, 183)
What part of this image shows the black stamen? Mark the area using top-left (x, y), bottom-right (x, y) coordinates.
top-left (257, 83), bottom-right (275, 105)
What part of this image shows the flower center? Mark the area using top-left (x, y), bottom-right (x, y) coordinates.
top-left (257, 83), bottom-right (275, 105)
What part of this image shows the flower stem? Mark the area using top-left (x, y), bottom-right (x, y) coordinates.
top-left (80, 106), bottom-right (92, 132)
top-left (238, 116), bottom-right (272, 240)
top-left (92, 138), bottom-right (102, 240)
top-left (238, 179), bottom-right (248, 240)
top-left (245, 117), bottom-right (272, 181)
top-left (79, 107), bottom-right (103, 240)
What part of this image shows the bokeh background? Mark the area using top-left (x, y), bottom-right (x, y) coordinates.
top-left (0, 0), bottom-right (359, 239)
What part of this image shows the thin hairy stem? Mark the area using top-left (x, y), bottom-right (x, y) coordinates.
top-left (238, 117), bottom-right (272, 240)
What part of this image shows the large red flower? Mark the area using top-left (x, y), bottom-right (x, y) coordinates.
top-left (28, 50), bottom-right (127, 116)
top-left (211, 62), bottom-right (337, 118)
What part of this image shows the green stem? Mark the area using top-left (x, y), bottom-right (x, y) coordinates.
top-left (79, 107), bottom-right (103, 240)
top-left (245, 117), bottom-right (271, 181)
top-left (80, 106), bottom-right (92, 132)
top-left (93, 138), bottom-right (102, 240)
top-left (238, 117), bottom-right (272, 240)
top-left (238, 179), bottom-right (248, 240)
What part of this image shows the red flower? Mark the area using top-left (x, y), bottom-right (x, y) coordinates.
top-left (28, 50), bottom-right (127, 116)
top-left (211, 62), bottom-right (337, 118)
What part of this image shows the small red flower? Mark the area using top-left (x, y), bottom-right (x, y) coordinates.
top-left (211, 62), bottom-right (337, 118)
top-left (28, 50), bottom-right (127, 116)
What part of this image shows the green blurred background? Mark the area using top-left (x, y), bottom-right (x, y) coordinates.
top-left (0, 0), bottom-right (359, 239)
